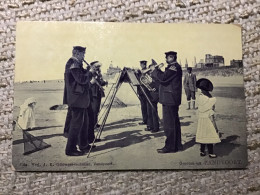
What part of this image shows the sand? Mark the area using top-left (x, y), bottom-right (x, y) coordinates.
top-left (12, 75), bottom-right (247, 171)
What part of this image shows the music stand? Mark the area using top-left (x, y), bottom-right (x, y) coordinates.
top-left (87, 67), bottom-right (159, 157)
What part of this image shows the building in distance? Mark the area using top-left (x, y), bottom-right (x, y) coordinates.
top-left (205, 54), bottom-right (225, 68)
top-left (195, 59), bottom-right (205, 69)
top-left (106, 61), bottom-right (121, 79)
top-left (230, 59), bottom-right (243, 68)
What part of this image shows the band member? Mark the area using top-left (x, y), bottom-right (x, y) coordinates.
top-left (89, 61), bottom-right (108, 142)
top-left (150, 51), bottom-right (183, 153)
top-left (145, 61), bottom-right (160, 133)
top-left (183, 67), bottom-right (197, 110)
top-left (63, 48), bottom-right (78, 138)
top-left (136, 60), bottom-right (149, 125)
top-left (63, 46), bottom-right (95, 156)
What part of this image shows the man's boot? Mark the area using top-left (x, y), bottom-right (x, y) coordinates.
top-left (187, 101), bottom-right (190, 110)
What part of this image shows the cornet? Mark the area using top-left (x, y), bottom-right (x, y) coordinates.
top-left (141, 63), bottom-right (164, 74)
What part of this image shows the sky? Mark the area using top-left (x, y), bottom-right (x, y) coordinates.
top-left (15, 21), bottom-right (242, 82)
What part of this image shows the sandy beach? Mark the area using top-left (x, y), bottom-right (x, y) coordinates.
top-left (12, 75), bottom-right (247, 171)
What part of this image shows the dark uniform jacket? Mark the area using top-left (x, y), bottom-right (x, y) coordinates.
top-left (151, 62), bottom-right (182, 106)
top-left (63, 57), bottom-right (92, 108)
top-left (90, 73), bottom-right (107, 99)
top-left (183, 73), bottom-right (197, 91)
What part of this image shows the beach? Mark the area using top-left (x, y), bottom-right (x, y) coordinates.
top-left (12, 75), bottom-right (248, 171)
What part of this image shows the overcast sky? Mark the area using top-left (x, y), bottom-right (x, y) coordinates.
top-left (15, 22), bottom-right (242, 82)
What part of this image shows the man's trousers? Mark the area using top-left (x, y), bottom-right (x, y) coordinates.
top-left (162, 105), bottom-right (182, 151)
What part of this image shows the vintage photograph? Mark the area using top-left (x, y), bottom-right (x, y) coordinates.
top-left (13, 21), bottom-right (247, 171)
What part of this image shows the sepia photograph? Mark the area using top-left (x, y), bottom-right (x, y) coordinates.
top-left (12, 21), bottom-right (247, 171)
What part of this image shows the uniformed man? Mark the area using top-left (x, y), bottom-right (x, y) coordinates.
top-left (63, 46), bottom-right (96, 156)
top-left (136, 60), bottom-right (149, 126)
top-left (63, 48), bottom-right (78, 138)
top-left (150, 51), bottom-right (183, 153)
top-left (146, 61), bottom-right (160, 133)
top-left (183, 67), bottom-right (197, 109)
top-left (89, 61), bottom-right (108, 142)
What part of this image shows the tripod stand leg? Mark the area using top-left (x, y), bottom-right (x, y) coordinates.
top-left (87, 73), bottom-right (122, 158)
top-left (96, 75), bottom-right (122, 139)
top-left (87, 83), bottom-right (121, 158)
top-left (97, 82), bottom-right (122, 139)
top-left (95, 83), bottom-right (115, 128)
top-left (98, 83), bottom-right (115, 115)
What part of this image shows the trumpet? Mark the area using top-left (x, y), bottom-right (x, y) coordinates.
top-left (141, 63), bottom-right (164, 74)
top-left (83, 59), bottom-right (105, 91)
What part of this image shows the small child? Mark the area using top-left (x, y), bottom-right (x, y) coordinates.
top-left (195, 78), bottom-right (221, 158)
top-left (17, 97), bottom-right (37, 130)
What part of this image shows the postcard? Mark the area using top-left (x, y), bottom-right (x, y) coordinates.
top-left (13, 21), bottom-right (247, 171)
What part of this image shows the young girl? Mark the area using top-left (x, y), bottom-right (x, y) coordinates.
top-left (17, 97), bottom-right (37, 130)
top-left (195, 78), bottom-right (221, 158)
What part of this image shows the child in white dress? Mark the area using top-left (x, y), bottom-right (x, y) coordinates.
top-left (195, 78), bottom-right (221, 158)
top-left (17, 97), bottom-right (37, 130)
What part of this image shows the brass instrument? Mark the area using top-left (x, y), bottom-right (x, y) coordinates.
top-left (141, 63), bottom-right (164, 74)
top-left (83, 59), bottom-right (105, 91)
top-left (139, 62), bottom-right (164, 91)
top-left (140, 73), bottom-right (156, 92)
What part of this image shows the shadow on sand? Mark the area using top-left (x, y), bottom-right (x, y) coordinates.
top-left (179, 115), bottom-right (192, 120)
top-left (102, 118), bottom-right (142, 127)
top-left (99, 117), bottom-right (149, 132)
top-left (181, 121), bottom-right (193, 126)
top-left (214, 135), bottom-right (241, 157)
top-left (13, 133), bottom-right (64, 145)
top-left (27, 125), bottom-right (63, 131)
top-left (89, 115), bottom-right (196, 157)
top-left (182, 137), bottom-right (196, 151)
top-left (89, 129), bottom-right (165, 157)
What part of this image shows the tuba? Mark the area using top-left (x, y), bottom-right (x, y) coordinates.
top-left (140, 74), bottom-right (156, 92)
top-left (140, 62), bottom-right (164, 91)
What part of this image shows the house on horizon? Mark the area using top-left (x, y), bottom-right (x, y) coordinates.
top-left (195, 59), bottom-right (205, 69)
top-left (230, 59), bottom-right (243, 68)
top-left (106, 61), bottom-right (121, 79)
top-left (205, 54), bottom-right (224, 68)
